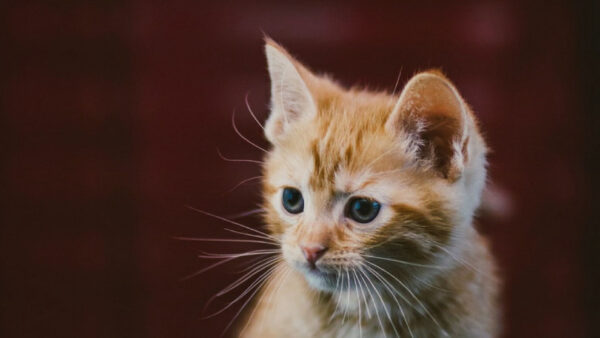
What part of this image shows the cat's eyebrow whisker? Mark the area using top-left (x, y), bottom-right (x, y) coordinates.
top-left (225, 208), bottom-right (265, 219)
top-left (185, 205), bottom-right (277, 241)
top-left (217, 147), bottom-right (264, 165)
top-left (362, 263), bottom-right (414, 338)
top-left (244, 93), bottom-right (265, 131)
top-left (227, 175), bottom-right (263, 193)
top-left (366, 260), bottom-right (442, 330)
top-left (173, 236), bottom-right (277, 246)
top-left (231, 110), bottom-right (268, 153)
top-left (363, 254), bottom-right (444, 269)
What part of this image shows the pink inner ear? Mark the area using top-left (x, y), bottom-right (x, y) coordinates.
top-left (419, 113), bottom-right (462, 179)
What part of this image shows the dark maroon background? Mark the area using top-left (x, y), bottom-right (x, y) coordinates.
top-left (2, 1), bottom-right (599, 337)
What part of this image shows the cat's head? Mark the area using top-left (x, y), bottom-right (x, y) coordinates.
top-left (261, 39), bottom-right (487, 292)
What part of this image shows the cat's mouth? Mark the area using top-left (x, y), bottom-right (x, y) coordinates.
top-left (296, 261), bottom-right (330, 276)
top-left (282, 248), bottom-right (351, 291)
top-left (301, 267), bottom-right (339, 291)
top-left (293, 262), bottom-right (356, 292)
top-left (305, 265), bottom-right (333, 277)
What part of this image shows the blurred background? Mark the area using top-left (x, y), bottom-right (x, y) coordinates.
top-left (1, 1), bottom-right (599, 337)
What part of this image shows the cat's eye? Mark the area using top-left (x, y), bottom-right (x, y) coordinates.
top-left (345, 197), bottom-right (381, 223)
top-left (282, 187), bottom-right (304, 214)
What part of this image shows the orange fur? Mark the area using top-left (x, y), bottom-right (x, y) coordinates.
top-left (239, 40), bottom-right (500, 338)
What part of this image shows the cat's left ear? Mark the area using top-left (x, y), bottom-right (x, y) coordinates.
top-left (264, 39), bottom-right (317, 143)
top-left (386, 71), bottom-right (472, 182)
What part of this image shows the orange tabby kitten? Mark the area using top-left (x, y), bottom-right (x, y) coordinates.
top-left (238, 39), bottom-right (500, 338)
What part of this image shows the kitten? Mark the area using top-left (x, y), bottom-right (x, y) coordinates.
top-left (238, 39), bottom-right (500, 338)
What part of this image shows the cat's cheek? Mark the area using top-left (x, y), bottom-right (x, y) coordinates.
top-left (280, 238), bottom-right (305, 272)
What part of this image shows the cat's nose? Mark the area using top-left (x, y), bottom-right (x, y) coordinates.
top-left (300, 244), bottom-right (328, 268)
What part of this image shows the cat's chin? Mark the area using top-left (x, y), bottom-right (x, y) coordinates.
top-left (303, 269), bottom-right (338, 292)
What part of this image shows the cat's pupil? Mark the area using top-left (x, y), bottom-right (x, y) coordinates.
top-left (282, 187), bottom-right (304, 214)
top-left (347, 197), bottom-right (381, 223)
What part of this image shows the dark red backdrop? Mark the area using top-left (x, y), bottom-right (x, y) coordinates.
top-left (2, 1), bottom-right (599, 337)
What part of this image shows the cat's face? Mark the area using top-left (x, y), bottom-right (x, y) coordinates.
top-left (261, 40), bottom-right (487, 292)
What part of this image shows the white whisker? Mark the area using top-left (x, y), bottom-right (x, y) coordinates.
top-left (329, 268), bottom-right (344, 323)
top-left (431, 242), bottom-right (493, 279)
top-left (231, 110), bottom-right (268, 153)
top-left (353, 268), bottom-right (371, 318)
top-left (227, 175), bottom-right (263, 193)
top-left (245, 93), bottom-right (265, 131)
top-left (363, 254), bottom-right (444, 269)
top-left (205, 263), bottom-right (279, 320)
top-left (223, 228), bottom-right (277, 242)
top-left (352, 269), bottom-right (363, 338)
top-left (181, 256), bottom-right (237, 281)
top-left (328, 269), bottom-right (340, 322)
top-left (173, 236), bottom-right (276, 246)
top-left (202, 256), bottom-right (279, 314)
top-left (391, 67), bottom-right (403, 95)
top-left (341, 267), bottom-right (351, 324)
top-left (362, 264), bottom-right (400, 337)
top-left (217, 147), bottom-right (263, 165)
top-left (185, 206), bottom-right (276, 241)
top-left (358, 267), bottom-right (387, 338)
top-left (198, 250), bottom-right (279, 259)
top-left (367, 260), bottom-right (442, 330)
top-left (363, 263), bottom-right (414, 338)
top-left (217, 257), bottom-right (281, 298)
top-left (219, 264), bottom-right (278, 336)
top-left (252, 265), bottom-right (290, 335)
top-left (226, 208), bottom-right (265, 219)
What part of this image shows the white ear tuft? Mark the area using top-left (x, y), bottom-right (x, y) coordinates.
top-left (264, 42), bottom-right (317, 143)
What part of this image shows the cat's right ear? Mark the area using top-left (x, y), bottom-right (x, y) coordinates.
top-left (264, 39), bottom-right (317, 143)
top-left (386, 71), bottom-right (472, 182)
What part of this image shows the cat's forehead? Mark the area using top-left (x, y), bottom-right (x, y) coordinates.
top-left (270, 108), bottom-right (406, 194)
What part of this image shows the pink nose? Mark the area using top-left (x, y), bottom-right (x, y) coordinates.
top-left (300, 244), bottom-right (328, 267)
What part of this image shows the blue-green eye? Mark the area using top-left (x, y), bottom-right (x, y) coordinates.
top-left (282, 187), bottom-right (304, 214)
top-left (346, 197), bottom-right (381, 223)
